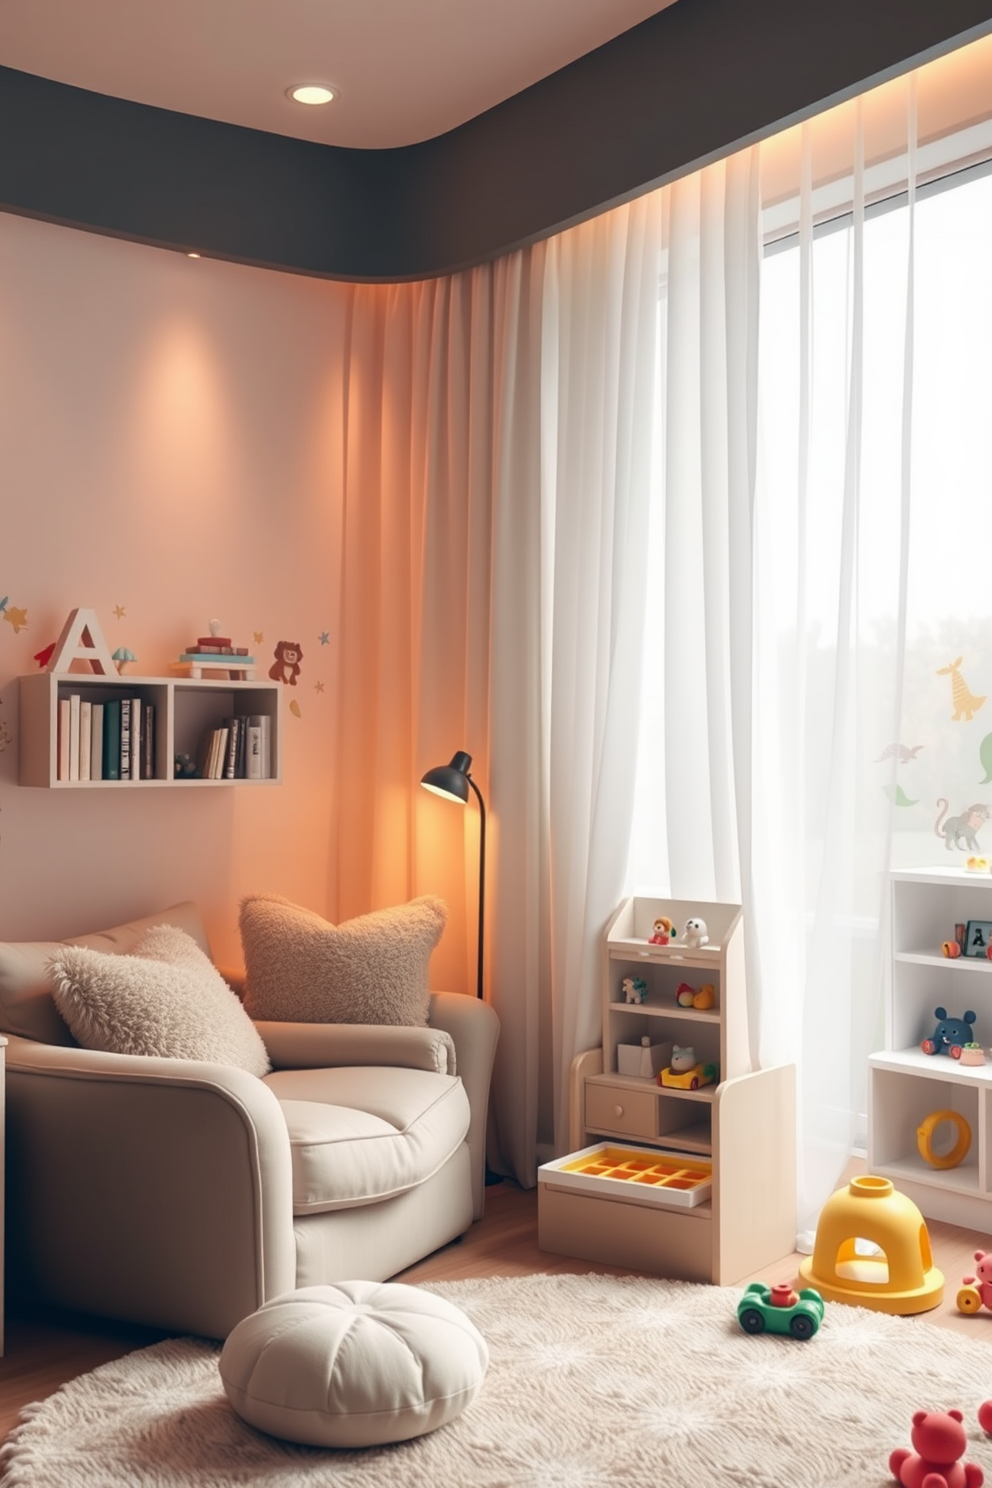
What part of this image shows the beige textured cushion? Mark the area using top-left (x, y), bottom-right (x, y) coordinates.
top-left (47, 924), bottom-right (271, 1076)
top-left (0, 901), bottom-right (212, 1046)
top-left (219, 1282), bottom-right (488, 1447)
top-left (239, 894), bottom-right (447, 1025)
top-left (263, 1065), bottom-right (471, 1212)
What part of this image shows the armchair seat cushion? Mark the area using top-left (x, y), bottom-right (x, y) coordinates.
top-left (264, 1066), bottom-right (471, 1214)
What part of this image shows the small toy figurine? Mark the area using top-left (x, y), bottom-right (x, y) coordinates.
top-left (960, 1044), bottom-right (987, 1067)
top-left (693, 983), bottom-right (715, 1010)
top-left (675, 981), bottom-right (695, 1007)
top-left (622, 976), bottom-right (648, 1005)
top-left (957, 1250), bottom-right (992, 1314)
top-left (922, 1007), bottom-right (977, 1058)
top-left (173, 752), bottom-right (198, 778)
top-left (648, 916), bottom-right (674, 945)
top-left (889, 1409), bottom-right (984, 1488)
top-left (669, 1044), bottom-right (696, 1073)
top-left (659, 1047), bottom-right (718, 1089)
top-left (942, 941), bottom-right (963, 959)
top-left (737, 1281), bottom-right (824, 1340)
top-left (682, 916), bottom-right (709, 948)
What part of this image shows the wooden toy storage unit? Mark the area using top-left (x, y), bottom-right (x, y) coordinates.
top-left (539, 897), bottom-right (796, 1285)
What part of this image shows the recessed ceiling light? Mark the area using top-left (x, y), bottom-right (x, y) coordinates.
top-left (287, 84), bottom-right (336, 107)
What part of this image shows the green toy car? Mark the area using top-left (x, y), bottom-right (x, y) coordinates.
top-left (736, 1282), bottom-right (824, 1341)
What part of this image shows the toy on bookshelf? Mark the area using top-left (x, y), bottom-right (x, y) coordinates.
top-left (681, 916), bottom-right (709, 948)
top-left (916, 1109), bottom-right (971, 1170)
top-left (174, 618), bottom-right (255, 679)
top-left (648, 916), bottom-right (674, 945)
top-left (174, 752), bottom-right (198, 779)
top-left (675, 981), bottom-right (694, 1006)
top-left (111, 647), bottom-right (136, 673)
top-left (956, 1250), bottom-right (992, 1315)
top-left (960, 1044), bottom-right (987, 1067)
top-left (693, 983), bottom-right (715, 1010)
top-left (942, 940), bottom-right (963, 958)
top-left (658, 1046), bottom-right (717, 1090)
top-left (622, 976), bottom-right (648, 1005)
top-left (921, 1008), bottom-right (977, 1058)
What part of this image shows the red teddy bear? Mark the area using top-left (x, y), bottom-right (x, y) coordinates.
top-left (962, 1251), bottom-right (992, 1313)
top-left (890, 1409), bottom-right (984, 1488)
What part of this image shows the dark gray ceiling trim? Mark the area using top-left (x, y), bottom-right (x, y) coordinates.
top-left (2, 0), bottom-right (992, 281)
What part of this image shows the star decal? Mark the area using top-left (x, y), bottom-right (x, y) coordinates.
top-left (113, 605), bottom-right (126, 620)
top-left (314, 680), bottom-right (325, 693)
top-left (318, 631), bottom-right (330, 645)
top-left (2, 606), bottom-right (28, 633)
top-left (254, 631), bottom-right (264, 644)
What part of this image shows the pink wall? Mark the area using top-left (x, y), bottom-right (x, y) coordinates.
top-left (0, 213), bottom-right (351, 966)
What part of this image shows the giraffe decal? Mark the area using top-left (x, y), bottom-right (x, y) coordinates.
top-left (936, 657), bottom-right (986, 722)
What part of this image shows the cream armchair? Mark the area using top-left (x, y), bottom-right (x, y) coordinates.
top-left (2, 902), bottom-right (499, 1340)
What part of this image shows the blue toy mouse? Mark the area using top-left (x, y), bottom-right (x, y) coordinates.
top-left (922, 1006), bottom-right (977, 1058)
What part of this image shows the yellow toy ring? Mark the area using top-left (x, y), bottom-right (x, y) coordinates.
top-left (917, 1109), bottom-right (971, 1169)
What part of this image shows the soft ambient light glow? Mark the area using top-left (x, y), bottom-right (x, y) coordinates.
top-left (288, 84), bottom-right (336, 106)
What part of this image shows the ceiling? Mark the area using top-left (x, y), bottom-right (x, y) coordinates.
top-left (0, 0), bottom-right (677, 150)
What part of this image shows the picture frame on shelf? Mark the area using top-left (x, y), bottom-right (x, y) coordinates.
top-left (963, 920), bottom-right (992, 958)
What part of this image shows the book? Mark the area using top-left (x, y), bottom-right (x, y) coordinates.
top-left (224, 716), bottom-right (242, 779)
top-left (57, 697), bottom-right (71, 781)
top-left (103, 700), bottom-right (121, 780)
top-left (90, 703), bottom-right (104, 782)
top-left (246, 722), bottom-right (263, 779)
top-left (68, 693), bottom-right (81, 781)
top-left (235, 715), bottom-right (248, 777)
top-left (131, 698), bottom-right (142, 781)
top-left (178, 654), bottom-right (255, 666)
top-left (142, 702), bottom-right (155, 780)
top-left (120, 697), bottom-right (132, 781)
top-left (79, 699), bottom-right (92, 780)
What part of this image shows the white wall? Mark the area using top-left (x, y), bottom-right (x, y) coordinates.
top-left (0, 212), bottom-right (351, 964)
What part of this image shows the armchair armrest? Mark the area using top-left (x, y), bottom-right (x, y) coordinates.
top-left (428, 992), bottom-right (499, 1220)
top-left (5, 1035), bottom-right (296, 1338)
top-left (256, 1021), bottom-right (456, 1075)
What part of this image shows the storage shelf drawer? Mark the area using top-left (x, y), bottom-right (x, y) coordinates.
top-left (584, 1082), bottom-right (657, 1139)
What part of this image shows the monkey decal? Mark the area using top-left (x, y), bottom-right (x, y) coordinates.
top-left (934, 799), bottom-right (991, 852)
top-left (269, 641), bottom-right (303, 686)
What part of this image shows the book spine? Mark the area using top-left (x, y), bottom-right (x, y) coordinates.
top-left (224, 717), bottom-right (240, 780)
top-left (131, 698), bottom-right (142, 781)
top-left (213, 726), bottom-right (229, 779)
top-left (246, 723), bottom-right (262, 779)
top-left (103, 700), bottom-right (121, 780)
top-left (58, 697), bottom-right (71, 781)
top-left (235, 715), bottom-right (248, 777)
top-left (90, 703), bottom-right (104, 782)
top-left (68, 693), bottom-right (81, 781)
top-left (261, 713), bottom-right (271, 779)
top-left (79, 699), bottom-right (92, 781)
top-left (120, 697), bottom-right (132, 781)
top-left (142, 702), bottom-right (155, 780)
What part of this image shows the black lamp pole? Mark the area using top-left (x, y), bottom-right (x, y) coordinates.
top-left (420, 750), bottom-right (486, 1000)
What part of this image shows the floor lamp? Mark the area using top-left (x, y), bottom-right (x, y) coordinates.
top-left (420, 750), bottom-right (486, 1001)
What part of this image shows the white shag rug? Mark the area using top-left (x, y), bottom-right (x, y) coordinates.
top-left (4, 1273), bottom-right (992, 1488)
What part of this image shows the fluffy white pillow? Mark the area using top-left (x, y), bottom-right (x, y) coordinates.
top-left (47, 924), bottom-right (271, 1077)
top-left (239, 894), bottom-right (447, 1026)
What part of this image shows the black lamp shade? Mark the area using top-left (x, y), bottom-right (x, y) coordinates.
top-left (420, 751), bottom-right (472, 804)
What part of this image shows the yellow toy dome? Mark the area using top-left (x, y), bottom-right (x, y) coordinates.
top-left (797, 1175), bottom-right (943, 1315)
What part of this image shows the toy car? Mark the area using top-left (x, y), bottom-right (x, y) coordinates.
top-left (737, 1281), bottom-right (824, 1341)
top-left (658, 1061), bottom-right (717, 1091)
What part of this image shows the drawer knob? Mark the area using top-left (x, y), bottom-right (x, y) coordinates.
top-left (614, 1104), bottom-right (624, 1117)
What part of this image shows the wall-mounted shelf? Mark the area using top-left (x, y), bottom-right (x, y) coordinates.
top-left (18, 671), bottom-right (281, 788)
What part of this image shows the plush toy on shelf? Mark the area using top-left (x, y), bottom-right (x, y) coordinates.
top-left (921, 1007), bottom-right (978, 1059)
top-left (621, 976), bottom-right (648, 1005)
top-left (648, 916), bottom-right (674, 945)
top-left (889, 1408), bottom-right (984, 1488)
top-left (675, 981), bottom-right (696, 1007)
top-left (681, 916), bottom-right (709, 949)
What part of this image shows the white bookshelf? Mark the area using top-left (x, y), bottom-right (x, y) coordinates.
top-left (869, 866), bottom-right (992, 1228)
top-left (18, 671), bottom-right (281, 788)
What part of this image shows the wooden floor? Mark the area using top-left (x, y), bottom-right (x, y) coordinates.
top-left (3, 1178), bottom-right (992, 1444)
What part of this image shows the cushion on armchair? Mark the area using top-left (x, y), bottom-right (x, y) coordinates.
top-left (239, 894), bottom-right (447, 1026)
top-left (47, 924), bottom-right (271, 1076)
top-left (0, 900), bottom-right (212, 1046)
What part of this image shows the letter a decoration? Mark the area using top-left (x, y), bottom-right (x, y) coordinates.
top-left (46, 608), bottom-right (118, 675)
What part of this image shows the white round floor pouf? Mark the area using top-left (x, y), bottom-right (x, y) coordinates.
top-left (219, 1281), bottom-right (489, 1449)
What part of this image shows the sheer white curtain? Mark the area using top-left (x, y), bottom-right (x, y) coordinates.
top-left (489, 194), bottom-right (663, 1178)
